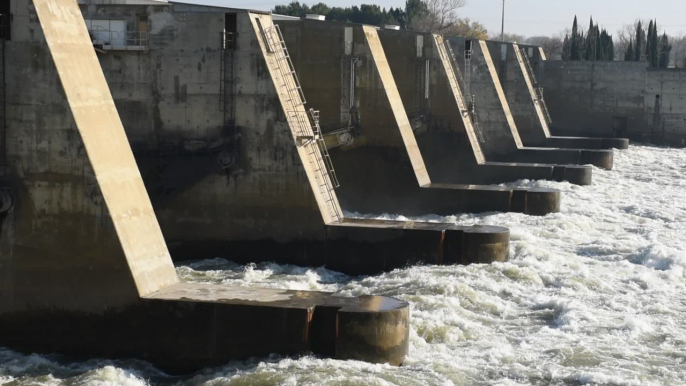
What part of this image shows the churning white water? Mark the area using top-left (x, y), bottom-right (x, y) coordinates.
top-left (2, 145), bottom-right (686, 385)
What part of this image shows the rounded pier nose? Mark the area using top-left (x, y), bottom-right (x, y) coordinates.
top-left (336, 296), bottom-right (410, 365)
top-left (580, 150), bottom-right (614, 170)
top-left (601, 138), bottom-right (630, 150)
top-left (511, 187), bottom-right (561, 216)
top-left (444, 225), bottom-right (510, 265)
top-left (553, 165), bottom-right (593, 185)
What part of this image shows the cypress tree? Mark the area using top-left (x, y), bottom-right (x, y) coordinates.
top-left (659, 33), bottom-right (672, 68)
top-left (635, 21), bottom-right (644, 61)
top-left (562, 34), bottom-right (571, 60)
top-left (584, 17), bottom-right (595, 61)
top-left (571, 16), bottom-right (581, 60)
top-left (646, 20), bottom-right (653, 67)
top-left (652, 21), bottom-right (660, 67)
top-left (625, 39), bottom-right (634, 61)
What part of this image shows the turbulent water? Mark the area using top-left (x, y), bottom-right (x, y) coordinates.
top-left (2, 145), bottom-right (686, 386)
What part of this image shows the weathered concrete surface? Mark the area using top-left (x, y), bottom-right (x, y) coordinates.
top-left (444, 38), bottom-right (613, 170)
top-left (376, 29), bottom-right (591, 187)
top-left (494, 42), bottom-right (629, 150)
top-left (0, 282), bottom-right (410, 372)
top-left (0, 0), bottom-right (411, 370)
top-left (541, 58), bottom-right (686, 147)
top-left (276, 19), bottom-right (562, 212)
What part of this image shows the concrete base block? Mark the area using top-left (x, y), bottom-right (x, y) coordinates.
top-left (0, 283), bottom-right (410, 373)
top-left (543, 136), bottom-right (629, 151)
top-left (444, 225), bottom-right (510, 265)
top-left (168, 219), bottom-right (511, 275)
top-left (600, 138), bottom-right (630, 150)
top-left (501, 148), bottom-right (613, 170)
top-left (580, 149), bottom-right (614, 170)
top-left (553, 165), bottom-right (593, 185)
top-left (511, 188), bottom-right (561, 216)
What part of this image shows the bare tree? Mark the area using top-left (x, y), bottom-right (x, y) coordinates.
top-left (410, 0), bottom-right (467, 33)
top-left (616, 20), bottom-right (649, 60)
top-left (669, 33), bottom-right (686, 68)
top-left (526, 35), bottom-right (564, 60)
top-left (501, 32), bottom-right (526, 43)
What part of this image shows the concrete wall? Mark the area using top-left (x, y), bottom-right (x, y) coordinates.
top-left (446, 38), bottom-right (522, 157)
top-left (489, 42), bottom-right (548, 146)
top-left (541, 59), bottom-right (686, 146)
top-left (0, 0), bottom-right (178, 314)
top-left (92, 6), bottom-right (333, 254)
top-left (1, 2), bottom-right (339, 267)
top-left (276, 20), bottom-right (438, 214)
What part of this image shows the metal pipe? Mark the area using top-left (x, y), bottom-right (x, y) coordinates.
top-left (501, 0), bottom-right (506, 42)
top-left (350, 57), bottom-right (359, 109)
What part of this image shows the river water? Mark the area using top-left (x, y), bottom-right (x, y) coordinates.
top-left (2, 145), bottom-right (685, 385)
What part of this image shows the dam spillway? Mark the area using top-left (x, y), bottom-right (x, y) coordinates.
top-left (0, 0), bottom-right (684, 376)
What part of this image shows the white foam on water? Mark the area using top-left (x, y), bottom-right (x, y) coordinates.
top-left (2, 145), bottom-right (686, 385)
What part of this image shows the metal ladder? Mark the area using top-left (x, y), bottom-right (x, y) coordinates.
top-left (262, 24), bottom-right (341, 223)
top-left (519, 47), bottom-right (553, 124)
top-left (443, 40), bottom-right (485, 143)
top-left (219, 32), bottom-right (235, 120)
top-left (0, 27), bottom-right (6, 169)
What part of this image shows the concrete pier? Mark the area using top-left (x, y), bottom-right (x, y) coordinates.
top-left (445, 38), bottom-right (614, 170)
top-left (0, 0), bottom-right (410, 371)
top-left (497, 43), bottom-right (629, 150)
top-left (276, 19), bottom-right (563, 212)
top-left (374, 29), bottom-right (591, 186)
top-left (0, 1), bottom-right (514, 274)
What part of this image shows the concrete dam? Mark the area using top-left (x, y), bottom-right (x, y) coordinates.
top-left (3, 0), bottom-right (684, 377)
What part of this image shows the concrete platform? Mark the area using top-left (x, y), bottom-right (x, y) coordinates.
top-left (540, 136), bottom-right (630, 150)
top-left (170, 218), bottom-right (511, 275)
top-left (0, 283), bottom-right (410, 373)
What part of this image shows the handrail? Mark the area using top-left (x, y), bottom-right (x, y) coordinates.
top-left (261, 24), bottom-right (341, 223)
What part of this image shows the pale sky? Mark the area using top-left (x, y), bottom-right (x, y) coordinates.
top-left (184, 0), bottom-right (686, 38)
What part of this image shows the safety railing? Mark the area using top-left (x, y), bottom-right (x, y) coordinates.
top-left (517, 47), bottom-right (553, 124)
top-left (519, 47), bottom-right (538, 85)
top-left (440, 38), bottom-right (485, 143)
top-left (89, 26), bottom-right (149, 50)
top-left (262, 24), bottom-right (341, 223)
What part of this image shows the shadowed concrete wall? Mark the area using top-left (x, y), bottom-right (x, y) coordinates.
top-left (0, 0), bottom-right (178, 314)
top-left (86, 6), bottom-right (333, 254)
top-left (447, 38), bottom-right (521, 157)
top-left (541, 59), bottom-right (686, 146)
top-left (489, 42), bottom-right (548, 146)
top-left (276, 20), bottom-right (530, 213)
top-left (377, 30), bottom-right (487, 176)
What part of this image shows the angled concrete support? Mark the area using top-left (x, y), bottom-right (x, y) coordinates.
top-left (376, 29), bottom-right (591, 186)
top-left (509, 45), bottom-right (629, 150)
top-left (442, 38), bottom-right (612, 172)
top-left (275, 19), bottom-right (561, 216)
top-left (0, 0), bottom-right (410, 371)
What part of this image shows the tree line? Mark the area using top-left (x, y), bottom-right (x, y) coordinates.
top-left (273, 1), bottom-right (684, 67)
top-left (272, 0), bottom-right (488, 39)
